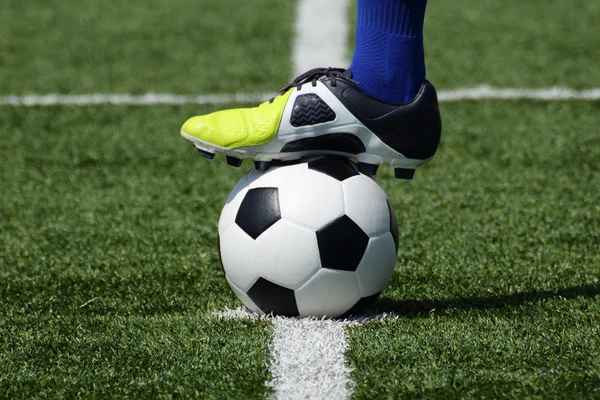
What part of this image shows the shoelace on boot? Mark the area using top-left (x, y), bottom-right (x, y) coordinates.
top-left (269, 67), bottom-right (359, 103)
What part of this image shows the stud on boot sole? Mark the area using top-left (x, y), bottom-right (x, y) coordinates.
top-left (394, 168), bottom-right (415, 180)
top-left (195, 147), bottom-right (215, 159)
top-left (254, 160), bottom-right (271, 171)
top-left (226, 155), bottom-right (243, 167)
top-left (357, 162), bottom-right (379, 176)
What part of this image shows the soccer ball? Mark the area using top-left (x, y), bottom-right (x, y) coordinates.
top-left (218, 156), bottom-right (399, 318)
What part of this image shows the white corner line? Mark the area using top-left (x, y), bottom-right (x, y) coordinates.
top-left (214, 307), bottom-right (399, 400)
top-left (1, 86), bottom-right (599, 107)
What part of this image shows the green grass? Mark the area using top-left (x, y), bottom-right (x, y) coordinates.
top-left (349, 300), bottom-right (600, 399)
top-left (347, 100), bottom-right (600, 399)
top-left (1, 315), bottom-right (272, 399)
top-left (0, 106), bottom-right (241, 316)
top-left (0, 106), bottom-right (273, 398)
top-left (425, 0), bottom-right (600, 88)
top-left (2, 0), bottom-right (600, 398)
top-left (381, 101), bottom-right (600, 300)
top-left (0, 0), bottom-right (294, 94)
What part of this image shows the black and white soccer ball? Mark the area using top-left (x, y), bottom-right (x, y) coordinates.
top-left (218, 156), bottom-right (399, 318)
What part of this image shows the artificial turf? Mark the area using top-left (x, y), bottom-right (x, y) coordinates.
top-left (0, 106), bottom-right (273, 398)
top-left (1, 0), bottom-right (600, 398)
top-left (1, 315), bottom-right (272, 399)
top-left (0, 0), bottom-right (294, 94)
top-left (0, 105), bottom-right (239, 317)
top-left (347, 100), bottom-right (600, 399)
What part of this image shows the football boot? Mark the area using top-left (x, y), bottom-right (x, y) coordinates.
top-left (181, 68), bottom-right (442, 179)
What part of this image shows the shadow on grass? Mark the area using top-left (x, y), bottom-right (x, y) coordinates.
top-left (372, 283), bottom-right (600, 318)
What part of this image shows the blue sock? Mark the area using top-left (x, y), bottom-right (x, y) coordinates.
top-left (350, 0), bottom-right (427, 104)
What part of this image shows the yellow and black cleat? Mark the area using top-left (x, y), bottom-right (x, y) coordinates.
top-left (181, 68), bottom-right (442, 179)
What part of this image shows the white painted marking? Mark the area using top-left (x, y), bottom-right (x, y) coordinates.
top-left (2, 87), bottom-right (600, 107)
top-left (269, 317), bottom-right (352, 400)
top-left (0, 93), bottom-right (274, 107)
top-left (293, 0), bottom-right (352, 77)
top-left (437, 86), bottom-right (600, 102)
top-left (215, 307), bottom-right (399, 400)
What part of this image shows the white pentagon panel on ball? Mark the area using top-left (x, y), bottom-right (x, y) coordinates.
top-left (279, 167), bottom-right (345, 230)
top-left (245, 162), bottom-right (308, 190)
top-left (226, 276), bottom-right (261, 314)
top-left (219, 224), bottom-right (262, 292)
top-left (342, 175), bottom-right (391, 236)
top-left (355, 232), bottom-right (398, 297)
top-left (218, 173), bottom-right (250, 236)
top-left (295, 269), bottom-right (361, 318)
top-left (251, 219), bottom-right (320, 289)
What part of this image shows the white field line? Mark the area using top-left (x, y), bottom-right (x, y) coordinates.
top-left (293, 0), bottom-right (351, 77)
top-left (269, 318), bottom-right (351, 400)
top-left (0, 93), bottom-right (274, 107)
top-left (1, 86), bottom-right (600, 107)
top-left (437, 86), bottom-right (600, 102)
top-left (215, 307), bottom-right (398, 400)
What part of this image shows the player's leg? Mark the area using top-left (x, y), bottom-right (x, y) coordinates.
top-left (350, 0), bottom-right (427, 104)
top-left (180, 0), bottom-right (441, 179)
